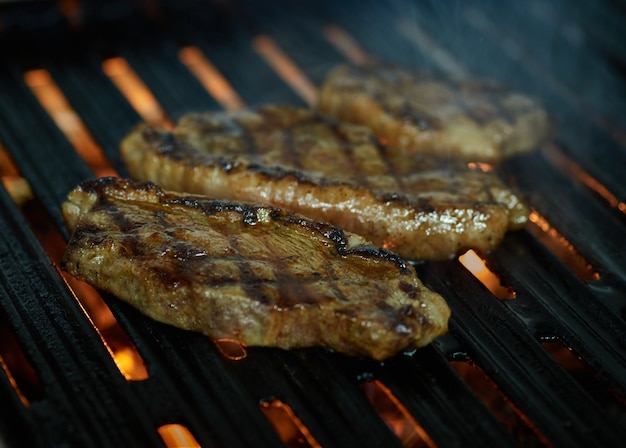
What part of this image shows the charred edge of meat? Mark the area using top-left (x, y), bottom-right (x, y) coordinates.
top-left (138, 125), bottom-right (506, 211)
top-left (75, 177), bottom-right (413, 275)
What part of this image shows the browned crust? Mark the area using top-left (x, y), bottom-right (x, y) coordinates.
top-left (120, 109), bottom-right (522, 260)
top-left (317, 64), bottom-right (552, 163)
top-left (61, 177), bottom-right (450, 360)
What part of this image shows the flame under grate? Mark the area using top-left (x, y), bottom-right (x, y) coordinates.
top-left (0, 1), bottom-right (625, 447)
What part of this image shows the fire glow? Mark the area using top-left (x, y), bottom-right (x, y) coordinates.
top-left (362, 380), bottom-right (436, 448)
top-left (102, 57), bottom-right (172, 128)
top-left (23, 69), bottom-right (116, 178)
top-left (158, 424), bottom-right (201, 448)
top-left (179, 46), bottom-right (245, 111)
top-left (323, 25), bottom-right (370, 66)
top-left (459, 249), bottom-right (516, 299)
top-left (260, 398), bottom-right (321, 448)
top-left (528, 210), bottom-right (599, 281)
top-left (253, 35), bottom-right (318, 106)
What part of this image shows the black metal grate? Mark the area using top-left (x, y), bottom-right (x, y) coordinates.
top-left (1, 1), bottom-right (625, 447)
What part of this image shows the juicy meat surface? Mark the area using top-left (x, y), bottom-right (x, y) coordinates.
top-left (61, 177), bottom-right (450, 360)
top-left (317, 64), bottom-right (551, 163)
top-left (120, 105), bottom-right (528, 260)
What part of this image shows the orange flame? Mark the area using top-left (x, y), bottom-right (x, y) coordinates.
top-left (23, 69), bottom-right (116, 178)
top-left (362, 379), bottom-right (436, 447)
top-left (253, 35), bottom-right (318, 106)
top-left (102, 57), bottom-right (172, 128)
top-left (323, 25), bottom-right (370, 66)
top-left (459, 250), bottom-right (516, 299)
top-left (528, 210), bottom-right (599, 281)
top-left (158, 424), bottom-right (201, 448)
top-left (260, 398), bottom-right (321, 447)
top-left (179, 46), bottom-right (245, 111)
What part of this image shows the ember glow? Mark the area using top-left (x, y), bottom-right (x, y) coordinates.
top-left (23, 69), bottom-right (116, 178)
top-left (527, 210), bottom-right (600, 281)
top-left (212, 338), bottom-right (248, 360)
top-left (102, 57), bottom-right (172, 128)
top-left (260, 398), bottom-right (321, 448)
top-left (158, 424), bottom-right (201, 448)
top-left (396, 18), bottom-right (468, 78)
top-left (544, 143), bottom-right (626, 216)
top-left (0, 145), bottom-right (32, 206)
top-left (60, 275), bottom-right (149, 381)
top-left (179, 46), bottom-right (245, 111)
top-left (253, 35), bottom-right (318, 106)
top-left (361, 380), bottom-right (436, 448)
top-left (323, 25), bottom-right (370, 66)
top-left (459, 249), bottom-right (516, 299)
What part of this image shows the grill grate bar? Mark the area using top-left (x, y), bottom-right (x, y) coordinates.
top-left (109, 304), bottom-right (285, 448)
top-left (499, 152), bottom-right (626, 284)
top-left (492, 231), bottom-right (626, 395)
top-left (0, 68), bottom-right (94, 238)
top-left (418, 260), bottom-right (626, 446)
top-left (409, 2), bottom-right (626, 201)
top-left (367, 347), bottom-right (519, 447)
top-left (120, 39), bottom-right (220, 120)
top-left (0, 1), bottom-right (625, 446)
top-left (45, 56), bottom-right (143, 176)
top-left (0, 185), bottom-right (164, 448)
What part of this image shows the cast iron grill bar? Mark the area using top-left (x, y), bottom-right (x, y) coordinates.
top-left (0, 1), bottom-right (625, 446)
top-left (337, 346), bottom-right (518, 447)
top-left (378, 349), bottom-right (518, 447)
top-left (465, 2), bottom-right (626, 130)
top-left (0, 67), bottom-right (94, 239)
top-left (0, 57), bottom-right (419, 447)
top-left (187, 31), bottom-right (307, 107)
top-left (119, 39), bottom-right (221, 120)
top-left (417, 260), bottom-right (626, 446)
top-left (500, 153), bottom-right (626, 284)
top-left (0, 47), bottom-right (527, 444)
top-left (44, 55), bottom-right (143, 176)
top-left (108, 303), bottom-right (287, 448)
top-left (0, 185), bottom-right (165, 448)
top-left (0, 358), bottom-right (37, 448)
top-left (0, 40), bottom-right (411, 447)
top-left (406, 1), bottom-right (626, 201)
top-left (95, 17), bottom-right (620, 444)
top-left (493, 230), bottom-right (626, 395)
top-left (220, 348), bottom-right (402, 447)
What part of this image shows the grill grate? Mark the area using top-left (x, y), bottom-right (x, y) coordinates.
top-left (1, 1), bottom-right (625, 447)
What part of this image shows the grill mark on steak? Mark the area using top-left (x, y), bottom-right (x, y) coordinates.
top-left (121, 105), bottom-right (529, 260)
top-left (60, 177), bottom-right (450, 359)
top-left (317, 64), bottom-right (551, 162)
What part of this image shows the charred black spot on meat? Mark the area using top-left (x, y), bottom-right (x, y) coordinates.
top-left (399, 281), bottom-right (418, 299)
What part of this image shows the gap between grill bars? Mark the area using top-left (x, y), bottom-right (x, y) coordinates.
top-left (1, 1), bottom-right (626, 447)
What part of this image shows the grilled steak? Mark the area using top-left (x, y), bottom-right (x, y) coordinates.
top-left (60, 177), bottom-right (450, 360)
top-left (317, 64), bottom-right (551, 162)
top-left (121, 105), bottom-right (528, 260)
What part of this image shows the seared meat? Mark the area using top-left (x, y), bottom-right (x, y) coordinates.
top-left (121, 105), bottom-right (528, 260)
top-left (61, 177), bottom-right (450, 360)
top-left (317, 64), bottom-right (551, 163)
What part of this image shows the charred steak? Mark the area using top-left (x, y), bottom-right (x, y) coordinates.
top-left (61, 177), bottom-right (450, 360)
top-left (120, 105), bottom-right (528, 260)
top-left (317, 64), bottom-right (551, 162)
